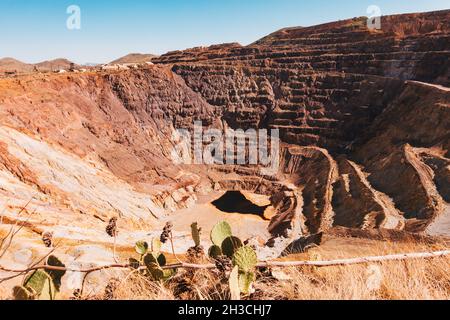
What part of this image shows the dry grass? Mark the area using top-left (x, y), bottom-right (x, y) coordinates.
top-left (113, 268), bottom-right (231, 300)
top-left (257, 258), bottom-right (449, 300)
top-left (270, 239), bottom-right (450, 300)
top-left (114, 274), bottom-right (176, 300)
top-left (104, 240), bottom-right (450, 300)
top-left (1, 229), bottom-right (447, 300)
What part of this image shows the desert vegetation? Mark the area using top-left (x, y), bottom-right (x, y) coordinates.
top-left (112, 249), bottom-right (449, 300)
top-left (1, 217), bottom-right (448, 300)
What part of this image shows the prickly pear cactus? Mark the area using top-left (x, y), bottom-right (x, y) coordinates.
top-left (13, 286), bottom-right (32, 300)
top-left (163, 268), bottom-right (177, 280)
top-left (23, 269), bottom-right (55, 300)
top-left (239, 271), bottom-right (256, 295)
top-left (145, 261), bottom-right (175, 281)
top-left (210, 221), bottom-right (232, 246)
top-left (231, 246), bottom-right (258, 295)
top-left (39, 276), bottom-right (55, 300)
top-left (45, 255), bottom-right (66, 291)
top-left (142, 239), bottom-right (174, 282)
top-left (208, 245), bottom-right (222, 259)
top-left (221, 236), bottom-right (243, 258)
top-left (229, 266), bottom-right (241, 300)
top-left (13, 255), bottom-right (66, 300)
top-left (146, 262), bottom-right (165, 281)
top-left (135, 241), bottom-right (149, 256)
top-left (151, 238), bottom-right (162, 253)
top-left (129, 258), bottom-right (140, 269)
top-left (232, 246), bottom-right (258, 273)
top-left (24, 270), bottom-right (48, 294)
top-left (191, 222), bottom-right (202, 247)
top-left (144, 252), bottom-right (166, 268)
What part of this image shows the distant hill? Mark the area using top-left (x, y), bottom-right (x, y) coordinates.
top-left (109, 53), bottom-right (156, 65)
top-left (35, 59), bottom-right (78, 71)
top-left (0, 57), bottom-right (78, 73)
top-left (1, 54), bottom-right (154, 74)
top-left (0, 57), bottom-right (34, 73)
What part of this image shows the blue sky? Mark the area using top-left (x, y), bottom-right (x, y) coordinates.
top-left (0, 0), bottom-right (449, 64)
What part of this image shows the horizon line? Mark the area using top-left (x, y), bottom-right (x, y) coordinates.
top-left (1, 7), bottom-right (449, 65)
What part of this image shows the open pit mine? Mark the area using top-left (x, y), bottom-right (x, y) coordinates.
top-left (0, 10), bottom-right (449, 297)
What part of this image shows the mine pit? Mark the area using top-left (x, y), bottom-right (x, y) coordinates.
top-left (211, 191), bottom-right (271, 220)
top-left (164, 191), bottom-right (273, 243)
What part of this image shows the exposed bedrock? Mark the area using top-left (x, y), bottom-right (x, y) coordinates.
top-left (155, 10), bottom-right (450, 86)
top-left (332, 157), bottom-right (405, 230)
top-left (0, 11), bottom-right (449, 266)
top-left (153, 10), bottom-right (450, 237)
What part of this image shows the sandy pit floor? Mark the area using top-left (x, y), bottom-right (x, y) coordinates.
top-left (160, 191), bottom-right (272, 243)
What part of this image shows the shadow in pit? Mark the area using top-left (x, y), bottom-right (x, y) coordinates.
top-left (211, 191), bottom-right (270, 220)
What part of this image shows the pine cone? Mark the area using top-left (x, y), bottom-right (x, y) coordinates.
top-left (106, 217), bottom-right (118, 237)
top-left (173, 278), bottom-right (193, 298)
top-left (70, 289), bottom-right (81, 300)
top-left (160, 222), bottom-right (173, 244)
top-left (186, 245), bottom-right (205, 262)
top-left (104, 278), bottom-right (120, 300)
top-left (42, 231), bottom-right (53, 248)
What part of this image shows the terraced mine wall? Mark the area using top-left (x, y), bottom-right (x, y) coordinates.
top-left (153, 10), bottom-right (450, 235)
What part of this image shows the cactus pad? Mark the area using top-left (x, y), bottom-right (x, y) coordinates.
top-left (232, 246), bottom-right (258, 272)
top-left (239, 271), bottom-right (256, 295)
top-left (208, 245), bottom-right (222, 259)
top-left (135, 241), bottom-right (149, 255)
top-left (229, 266), bottom-right (241, 300)
top-left (13, 286), bottom-right (32, 300)
top-left (151, 238), bottom-right (162, 253)
top-left (45, 255), bottom-right (66, 290)
top-left (221, 236), bottom-right (243, 258)
top-left (144, 252), bottom-right (166, 268)
top-left (210, 221), bottom-right (232, 246)
top-left (129, 258), bottom-right (140, 269)
top-left (191, 222), bottom-right (202, 247)
top-left (147, 262), bottom-right (164, 281)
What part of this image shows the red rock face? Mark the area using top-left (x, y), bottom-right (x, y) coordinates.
top-left (153, 10), bottom-right (450, 235)
top-left (0, 10), bottom-right (448, 251)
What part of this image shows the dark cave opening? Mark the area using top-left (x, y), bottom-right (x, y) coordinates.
top-left (211, 191), bottom-right (270, 219)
